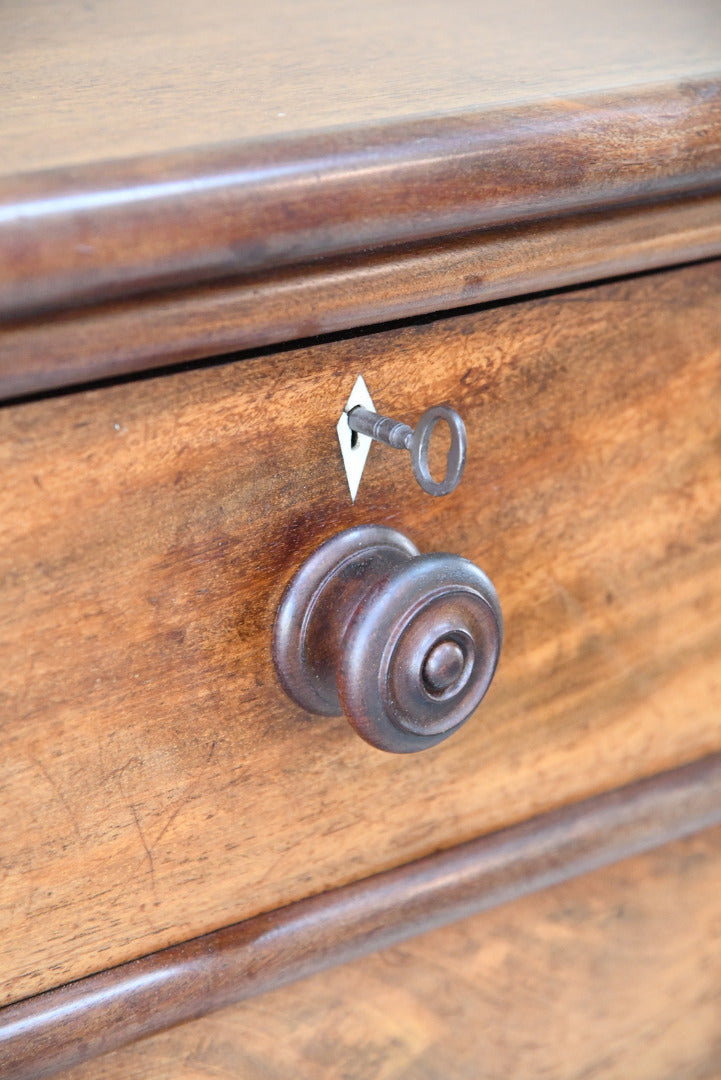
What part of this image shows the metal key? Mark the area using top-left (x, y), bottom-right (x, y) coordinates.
top-left (347, 404), bottom-right (466, 496)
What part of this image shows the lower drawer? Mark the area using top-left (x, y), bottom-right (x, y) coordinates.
top-left (2, 260), bottom-right (721, 1005)
top-left (56, 823), bottom-right (721, 1080)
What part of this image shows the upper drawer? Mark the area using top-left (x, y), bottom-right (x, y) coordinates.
top-left (2, 260), bottom-right (721, 1006)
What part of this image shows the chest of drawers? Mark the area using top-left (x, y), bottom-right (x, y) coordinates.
top-left (2, 2), bottom-right (721, 1077)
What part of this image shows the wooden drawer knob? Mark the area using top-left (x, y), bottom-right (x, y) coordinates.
top-left (273, 525), bottom-right (502, 753)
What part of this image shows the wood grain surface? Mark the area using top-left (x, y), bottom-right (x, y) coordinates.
top-left (55, 823), bottom-right (721, 1080)
top-left (2, 752), bottom-right (721, 1080)
top-left (4, 194), bottom-right (721, 401)
top-left (3, 0), bottom-right (721, 175)
top-left (2, 79), bottom-right (721, 321)
top-left (1, 260), bottom-right (721, 1005)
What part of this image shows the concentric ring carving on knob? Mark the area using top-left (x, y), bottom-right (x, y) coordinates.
top-left (272, 525), bottom-right (502, 753)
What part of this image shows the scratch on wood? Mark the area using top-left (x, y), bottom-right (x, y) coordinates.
top-left (129, 803), bottom-right (155, 888)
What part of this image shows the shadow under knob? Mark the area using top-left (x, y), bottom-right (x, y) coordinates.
top-left (273, 525), bottom-right (502, 753)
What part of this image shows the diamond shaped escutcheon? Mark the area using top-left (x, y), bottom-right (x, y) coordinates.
top-left (337, 374), bottom-right (375, 502)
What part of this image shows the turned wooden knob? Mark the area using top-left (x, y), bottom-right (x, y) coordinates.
top-left (273, 525), bottom-right (502, 753)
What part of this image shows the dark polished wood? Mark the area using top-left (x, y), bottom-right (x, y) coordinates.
top-left (273, 524), bottom-right (502, 752)
top-left (2, 751), bottom-right (721, 1080)
top-left (2, 80), bottom-right (721, 322)
top-left (3, 195), bottom-right (721, 402)
top-left (3, 4), bottom-right (721, 1071)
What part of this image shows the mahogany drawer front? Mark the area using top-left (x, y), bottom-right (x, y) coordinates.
top-left (53, 823), bottom-right (721, 1080)
top-left (2, 260), bottom-right (721, 1007)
